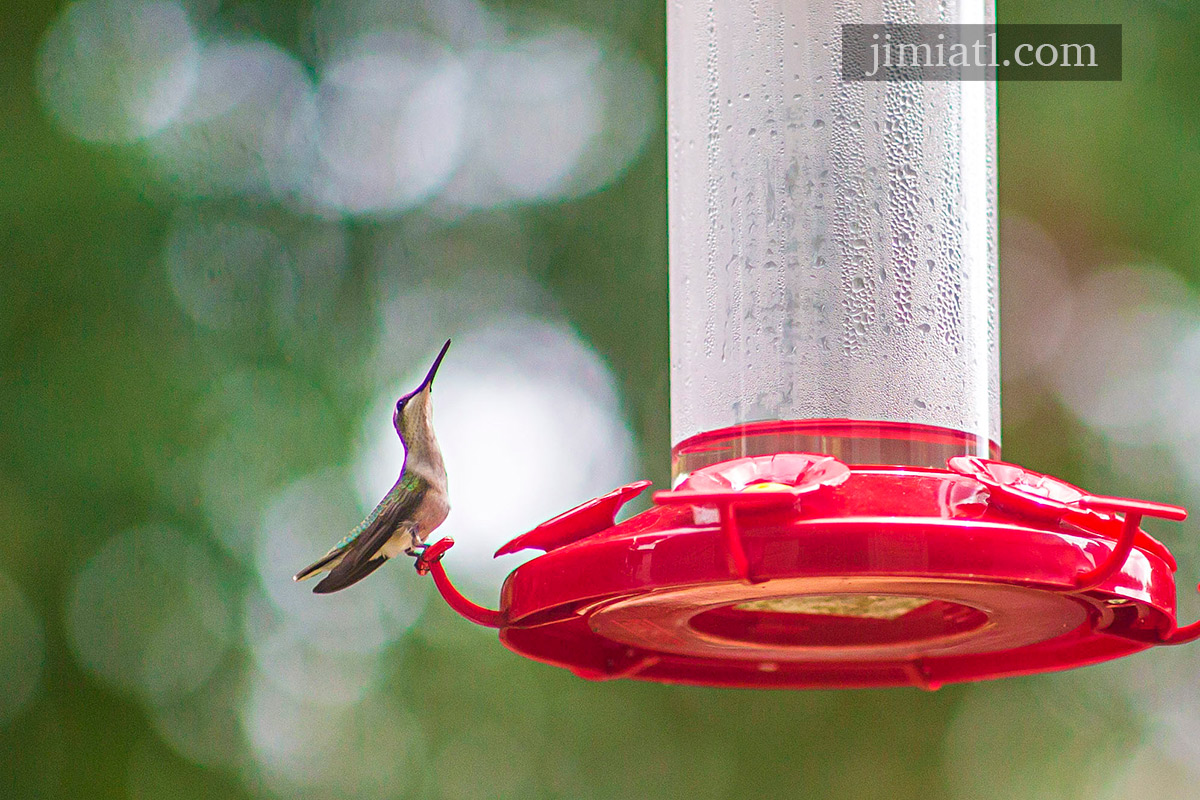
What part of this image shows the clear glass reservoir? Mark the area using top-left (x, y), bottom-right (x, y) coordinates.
top-left (668, 0), bottom-right (999, 478)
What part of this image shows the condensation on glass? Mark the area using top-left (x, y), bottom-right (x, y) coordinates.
top-left (668, 0), bottom-right (998, 478)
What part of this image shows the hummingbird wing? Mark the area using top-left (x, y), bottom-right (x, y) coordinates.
top-left (292, 546), bottom-right (344, 582)
top-left (311, 475), bottom-right (427, 594)
top-left (313, 552), bottom-right (390, 594)
top-left (292, 498), bottom-right (397, 583)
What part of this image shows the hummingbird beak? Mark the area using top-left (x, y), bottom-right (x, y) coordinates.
top-left (416, 339), bottom-right (451, 394)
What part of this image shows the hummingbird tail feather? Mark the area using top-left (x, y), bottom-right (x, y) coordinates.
top-left (293, 548), bottom-right (345, 582)
top-left (313, 555), bottom-right (389, 593)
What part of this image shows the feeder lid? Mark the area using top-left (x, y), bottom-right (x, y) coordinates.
top-left (419, 455), bottom-right (1195, 690)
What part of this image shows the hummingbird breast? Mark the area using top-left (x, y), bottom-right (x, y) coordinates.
top-left (412, 487), bottom-right (450, 545)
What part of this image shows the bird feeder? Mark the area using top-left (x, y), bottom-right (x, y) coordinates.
top-left (417, 0), bottom-right (1199, 689)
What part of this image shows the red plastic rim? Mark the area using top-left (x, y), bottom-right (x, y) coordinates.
top-left (590, 578), bottom-right (1086, 662)
top-left (422, 453), bottom-right (1192, 690)
top-left (672, 419), bottom-right (1001, 475)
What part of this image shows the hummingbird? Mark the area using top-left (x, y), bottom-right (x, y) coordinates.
top-left (294, 339), bottom-right (452, 593)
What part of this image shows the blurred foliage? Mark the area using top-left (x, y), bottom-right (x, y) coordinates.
top-left (3, 0), bottom-right (1200, 799)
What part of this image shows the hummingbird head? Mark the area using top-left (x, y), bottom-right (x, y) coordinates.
top-left (393, 339), bottom-right (451, 444)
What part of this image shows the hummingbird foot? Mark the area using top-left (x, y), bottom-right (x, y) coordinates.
top-left (409, 542), bottom-right (431, 574)
top-left (411, 539), bottom-right (454, 575)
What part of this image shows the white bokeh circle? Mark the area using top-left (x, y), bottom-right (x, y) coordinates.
top-left (309, 31), bottom-right (469, 216)
top-left (1048, 266), bottom-right (1199, 445)
top-left (146, 39), bottom-right (317, 200)
top-left (66, 525), bottom-right (235, 705)
top-left (240, 679), bottom-right (426, 798)
top-left (438, 25), bottom-right (657, 210)
top-left (37, 0), bottom-right (200, 143)
top-left (164, 209), bottom-right (285, 332)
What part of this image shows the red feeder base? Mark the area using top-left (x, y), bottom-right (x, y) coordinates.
top-left (418, 453), bottom-right (1196, 690)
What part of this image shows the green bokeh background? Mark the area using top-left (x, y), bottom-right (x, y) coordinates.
top-left (4, 1), bottom-right (1200, 798)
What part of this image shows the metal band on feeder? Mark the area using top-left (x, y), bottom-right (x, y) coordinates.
top-left (417, 0), bottom-right (1198, 688)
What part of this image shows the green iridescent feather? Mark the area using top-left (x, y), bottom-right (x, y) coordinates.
top-left (332, 471), bottom-right (423, 550)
